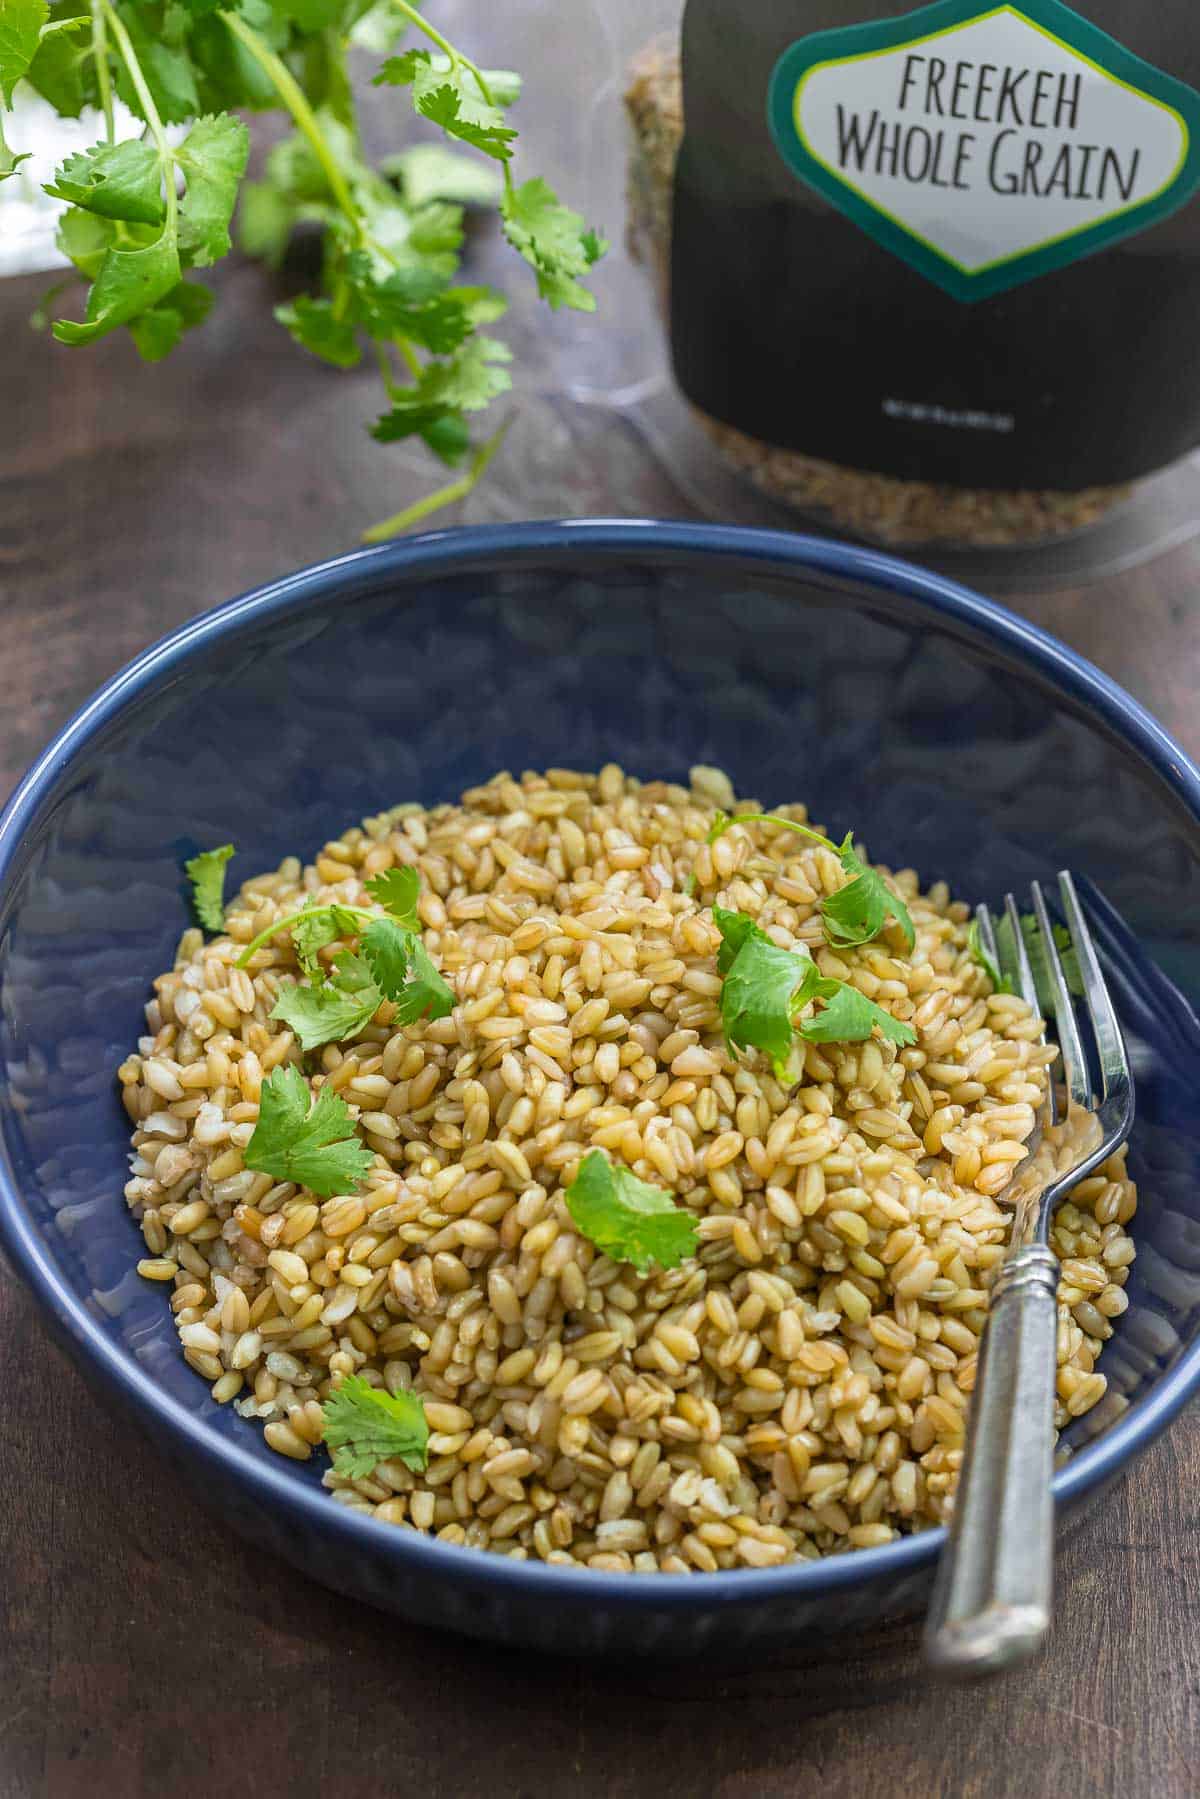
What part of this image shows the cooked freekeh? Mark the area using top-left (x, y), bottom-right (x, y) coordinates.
top-left (624, 37), bottom-right (1131, 551)
top-left (121, 765), bottom-right (1137, 1572)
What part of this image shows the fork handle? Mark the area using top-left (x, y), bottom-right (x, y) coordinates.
top-left (924, 1243), bottom-right (1060, 1677)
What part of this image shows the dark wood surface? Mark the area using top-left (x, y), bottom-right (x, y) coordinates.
top-left (3, 115), bottom-right (1200, 1796)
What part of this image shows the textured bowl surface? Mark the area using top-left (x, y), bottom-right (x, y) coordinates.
top-left (3, 520), bottom-right (1200, 1656)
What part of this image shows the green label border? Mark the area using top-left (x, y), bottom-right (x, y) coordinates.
top-left (767, 0), bottom-right (1200, 301)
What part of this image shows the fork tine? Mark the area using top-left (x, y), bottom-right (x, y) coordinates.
top-left (1002, 892), bottom-right (1059, 1126)
top-left (1030, 880), bottom-right (1091, 1111)
top-left (1057, 872), bottom-right (1133, 1125)
top-left (975, 902), bottom-right (1000, 975)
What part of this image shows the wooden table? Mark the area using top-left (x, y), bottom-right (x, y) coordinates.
top-left (3, 82), bottom-right (1200, 1794)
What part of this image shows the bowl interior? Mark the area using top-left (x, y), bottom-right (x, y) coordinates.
top-left (3, 525), bottom-right (1200, 1523)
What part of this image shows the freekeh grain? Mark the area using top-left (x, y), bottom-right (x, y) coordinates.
top-left (121, 766), bottom-right (1137, 1571)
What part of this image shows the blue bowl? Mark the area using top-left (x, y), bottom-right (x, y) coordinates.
top-left (3, 520), bottom-right (1200, 1657)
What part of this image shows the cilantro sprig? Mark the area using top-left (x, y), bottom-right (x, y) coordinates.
top-left (704, 813), bottom-right (915, 954)
top-left (7, 0), bottom-right (605, 540)
top-left (322, 1374), bottom-right (429, 1478)
top-left (245, 1063), bottom-right (374, 1198)
top-left (714, 906), bottom-right (916, 1076)
top-left (185, 843), bottom-right (235, 933)
top-left (564, 1150), bottom-right (698, 1275)
top-left (237, 865), bottom-right (453, 1051)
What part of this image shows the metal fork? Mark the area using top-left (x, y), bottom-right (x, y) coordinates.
top-left (924, 872), bottom-right (1134, 1677)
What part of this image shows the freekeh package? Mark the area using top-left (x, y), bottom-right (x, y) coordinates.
top-left (626, 0), bottom-right (1200, 546)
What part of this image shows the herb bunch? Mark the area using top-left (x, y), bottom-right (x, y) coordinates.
top-left (0, 0), bottom-right (605, 538)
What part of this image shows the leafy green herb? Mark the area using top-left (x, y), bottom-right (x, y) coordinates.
top-left (384, 932), bottom-right (454, 1025)
top-left (0, 0), bottom-right (47, 107)
top-left (321, 1373), bottom-right (429, 1477)
top-left (564, 1150), bottom-right (698, 1275)
top-left (365, 866), bottom-right (421, 930)
top-left (14, 0), bottom-right (604, 538)
top-left (713, 906), bottom-right (812, 1073)
top-left (794, 982), bottom-right (915, 1048)
top-left (500, 176), bottom-right (608, 311)
top-left (714, 906), bottom-right (916, 1072)
top-left (184, 842), bottom-right (235, 932)
top-left (821, 838), bottom-right (915, 954)
top-left (244, 1063), bottom-right (374, 1197)
top-left (272, 949), bottom-right (384, 1051)
top-left (375, 50), bottom-right (518, 162)
top-left (237, 865), bottom-right (426, 968)
top-left (966, 917), bottom-right (1009, 993)
top-left (242, 864), bottom-right (452, 1050)
top-left (708, 813), bottom-right (914, 953)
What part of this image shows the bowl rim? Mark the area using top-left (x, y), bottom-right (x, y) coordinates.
top-left (3, 516), bottom-right (1200, 1614)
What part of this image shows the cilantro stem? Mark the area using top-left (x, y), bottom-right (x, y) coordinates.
top-left (101, 0), bottom-right (175, 233)
top-left (236, 904), bottom-right (377, 968)
top-left (373, 339), bottom-right (399, 397)
top-left (362, 417), bottom-right (510, 542)
top-left (385, 0), bottom-right (514, 198)
top-left (718, 813), bottom-right (836, 853)
top-left (90, 0), bottom-right (115, 146)
top-left (219, 10), bottom-right (360, 235)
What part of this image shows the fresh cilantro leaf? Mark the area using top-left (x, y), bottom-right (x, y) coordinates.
top-left (127, 278), bottom-right (214, 361)
top-left (350, 0), bottom-right (408, 54)
top-left (370, 401), bottom-right (468, 462)
top-left (24, 1), bottom-right (96, 119)
top-left (713, 813), bottom-right (914, 955)
top-left (342, 256), bottom-right (494, 358)
top-left (796, 981), bottom-right (916, 1048)
top-left (55, 202), bottom-right (114, 278)
top-left (714, 905), bottom-right (812, 1074)
top-left (372, 333), bottom-right (512, 425)
top-left (405, 198), bottom-right (465, 266)
top-left (46, 138), bottom-right (165, 224)
top-left (53, 226), bottom-right (181, 347)
top-left (375, 50), bottom-right (518, 161)
top-left (389, 935), bottom-right (454, 1025)
top-left (365, 865), bottom-right (421, 929)
top-left (822, 835), bottom-right (916, 954)
top-left (321, 1373), bottom-right (429, 1477)
top-left (185, 843), bottom-right (234, 932)
top-left (244, 1064), bottom-right (374, 1198)
top-left (236, 178), bottom-right (295, 267)
top-left (289, 903), bottom-right (362, 979)
top-left (715, 906), bottom-right (916, 1064)
top-left (176, 113), bottom-right (249, 267)
top-left (967, 917), bottom-right (1010, 993)
top-left (370, 336), bottom-right (512, 459)
top-left (383, 142), bottom-right (502, 209)
top-left (564, 1150), bottom-right (698, 1275)
top-left (112, 8), bottom-right (199, 125)
top-left (713, 903), bottom-right (764, 975)
top-left (500, 177), bottom-right (605, 311)
top-left (271, 950), bottom-right (382, 1051)
top-left (272, 0), bottom-right (343, 31)
top-left (360, 916), bottom-right (414, 1000)
top-left (0, 0), bottom-right (47, 107)
top-left (276, 295), bottom-right (361, 368)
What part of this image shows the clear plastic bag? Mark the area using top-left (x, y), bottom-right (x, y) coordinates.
top-left (541, 0), bottom-right (1200, 587)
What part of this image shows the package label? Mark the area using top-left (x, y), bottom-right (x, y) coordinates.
top-left (768, 0), bottom-right (1200, 298)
